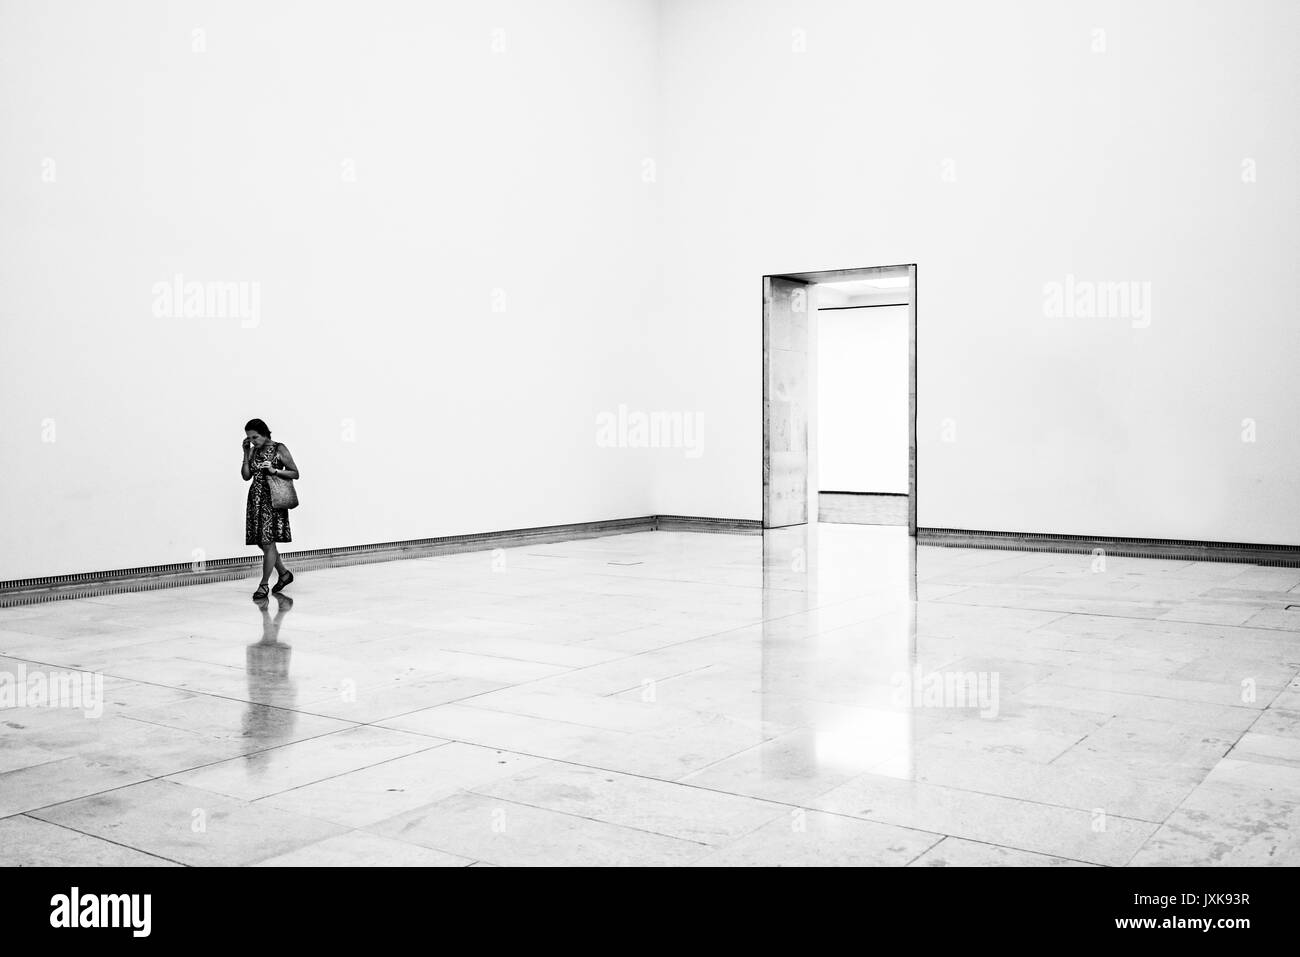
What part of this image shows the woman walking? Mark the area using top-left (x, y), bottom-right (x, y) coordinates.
top-left (242, 418), bottom-right (300, 599)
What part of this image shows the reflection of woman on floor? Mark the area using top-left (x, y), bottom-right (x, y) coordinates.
top-left (243, 593), bottom-right (297, 770)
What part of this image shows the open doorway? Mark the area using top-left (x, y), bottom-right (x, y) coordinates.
top-left (762, 264), bottom-right (916, 533)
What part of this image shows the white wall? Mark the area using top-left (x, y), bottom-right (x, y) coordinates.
top-left (0, 0), bottom-right (660, 580)
top-left (652, 0), bottom-right (1300, 545)
top-left (816, 306), bottom-right (909, 493)
top-left (5, 0), bottom-right (1298, 582)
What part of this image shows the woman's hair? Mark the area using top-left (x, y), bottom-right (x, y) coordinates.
top-left (244, 418), bottom-right (272, 438)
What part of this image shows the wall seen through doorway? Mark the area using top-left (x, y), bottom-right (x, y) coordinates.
top-left (816, 305), bottom-right (909, 495)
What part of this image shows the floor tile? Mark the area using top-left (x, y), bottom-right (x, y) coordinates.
top-left (368, 790), bottom-right (713, 866)
top-left (30, 779), bottom-right (348, 866)
top-left (5, 525), bottom-right (1295, 866)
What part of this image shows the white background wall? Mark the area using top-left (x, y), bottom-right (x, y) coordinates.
top-left (816, 306), bottom-right (909, 493)
top-left (0, 0), bottom-right (660, 580)
top-left (4, 0), bottom-right (1299, 583)
top-left (651, 0), bottom-right (1300, 544)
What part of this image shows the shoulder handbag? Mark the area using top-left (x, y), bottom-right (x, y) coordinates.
top-left (266, 443), bottom-right (299, 510)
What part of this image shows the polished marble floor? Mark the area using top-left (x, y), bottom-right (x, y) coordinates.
top-left (2, 524), bottom-right (1298, 866)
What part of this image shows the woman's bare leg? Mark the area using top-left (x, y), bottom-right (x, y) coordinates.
top-left (270, 543), bottom-right (287, 576)
top-left (258, 543), bottom-right (276, 584)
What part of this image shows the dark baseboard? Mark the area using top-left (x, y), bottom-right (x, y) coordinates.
top-left (654, 515), bottom-right (763, 535)
top-left (0, 515), bottom-right (760, 607)
top-left (12, 519), bottom-right (1287, 607)
top-left (819, 491), bottom-right (907, 498)
top-left (917, 527), bottom-right (1300, 567)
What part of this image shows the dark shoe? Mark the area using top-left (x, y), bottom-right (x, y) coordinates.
top-left (252, 582), bottom-right (270, 600)
top-left (271, 570), bottom-right (295, 594)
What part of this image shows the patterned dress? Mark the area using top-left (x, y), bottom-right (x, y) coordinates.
top-left (246, 441), bottom-right (292, 545)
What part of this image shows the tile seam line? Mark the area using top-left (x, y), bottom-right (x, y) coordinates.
top-left (0, 655), bottom-right (388, 726)
top-left (943, 600), bottom-right (1300, 635)
top-left (21, 740), bottom-right (456, 831)
top-left (1017, 673), bottom-right (1276, 715)
top-left (3, 725), bottom-right (427, 816)
top-left (10, 814), bottom-right (190, 867)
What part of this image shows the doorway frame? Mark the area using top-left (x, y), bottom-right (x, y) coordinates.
top-left (762, 263), bottom-right (917, 535)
